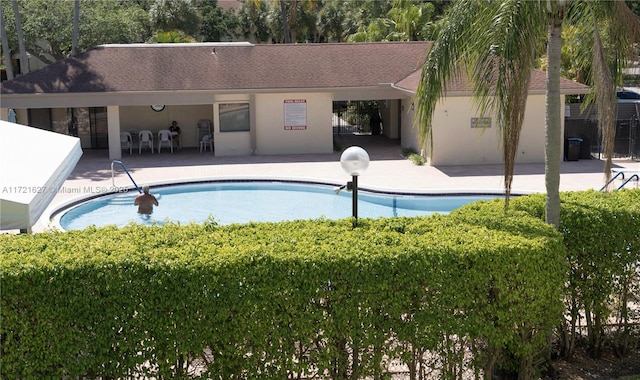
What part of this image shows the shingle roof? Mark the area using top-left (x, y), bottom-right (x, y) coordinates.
top-left (0, 41), bottom-right (588, 96)
top-left (394, 65), bottom-right (589, 94)
top-left (0, 42), bottom-right (431, 94)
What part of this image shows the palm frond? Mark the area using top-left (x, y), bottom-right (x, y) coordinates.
top-left (415, 0), bottom-right (484, 152)
top-left (573, 0), bottom-right (640, 187)
top-left (416, 0), bottom-right (546, 207)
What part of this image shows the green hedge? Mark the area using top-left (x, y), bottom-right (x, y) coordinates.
top-left (507, 189), bottom-right (640, 359)
top-left (2, 206), bottom-right (566, 378)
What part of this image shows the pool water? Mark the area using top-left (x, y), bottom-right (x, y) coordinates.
top-left (58, 181), bottom-right (500, 230)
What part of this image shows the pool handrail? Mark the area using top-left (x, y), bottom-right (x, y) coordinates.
top-left (600, 171), bottom-right (626, 191)
top-left (618, 174), bottom-right (639, 190)
top-left (111, 160), bottom-right (142, 193)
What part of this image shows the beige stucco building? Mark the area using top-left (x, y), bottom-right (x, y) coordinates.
top-left (0, 41), bottom-right (588, 165)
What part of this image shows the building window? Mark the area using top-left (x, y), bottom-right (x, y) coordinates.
top-left (219, 103), bottom-right (250, 132)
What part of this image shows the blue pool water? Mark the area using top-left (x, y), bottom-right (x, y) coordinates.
top-left (58, 181), bottom-right (500, 230)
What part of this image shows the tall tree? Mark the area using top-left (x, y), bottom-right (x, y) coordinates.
top-left (415, 0), bottom-right (640, 229)
top-left (571, 1), bottom-right (640, 189)
top-left (1, 0), bottom-right (150, 61)
top-left (542, 4), bottom-right (586, 223)
top-left (279, 0), bottom-right (290, 43)
top-left (238, 0), bottom-right (270, 43)
top-left (544, 0), bottom-right (566, 228)
top-left (317, 0), bottom-right (348, 42)
top-left (387, 0), bottom-right (434, 41)
top-left (199, 1), bottom-right (238, 42)
top-left (11, 0), bottom-right (26, 74)
top-left (149, 0), bottom-right (200, 37)
top-left (0, 1), bottom-right (14, 79)
top-left (71, 0), bottom-right (79, 55)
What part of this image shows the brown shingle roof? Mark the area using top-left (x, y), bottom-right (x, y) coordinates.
top-left (0, 42), bottom-right (431, 94)
top-left (0, 41), bottom-right (588, 96)
top-left (394, 65), bottom-right (589, 94)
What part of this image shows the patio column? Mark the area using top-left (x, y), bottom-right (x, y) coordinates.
top-left (107, 106), bottom-right (122, 160)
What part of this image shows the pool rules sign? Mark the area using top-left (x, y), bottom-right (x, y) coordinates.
top-left (284, 99), bottom-right (307, 130)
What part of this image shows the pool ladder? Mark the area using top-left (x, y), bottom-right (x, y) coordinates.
top-left (600, 171), bottom-right (639, 191)
top-left (111, 160), bottom-right (142, 193)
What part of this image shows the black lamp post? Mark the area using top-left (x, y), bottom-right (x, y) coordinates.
top-left (339, 146), bottom-right (370, 227)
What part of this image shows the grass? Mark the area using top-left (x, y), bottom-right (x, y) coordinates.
top-left (402, 147), bottom-right (426, 166)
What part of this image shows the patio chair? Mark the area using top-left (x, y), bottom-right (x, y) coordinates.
top-left (120, 132), bottom-right (132, 155)
top-left (158, 130), bottom-right (173, 153)
top-left (200, 134), bottom-right (213, 153)
top-left (139, 130), bottom-right (154, 153)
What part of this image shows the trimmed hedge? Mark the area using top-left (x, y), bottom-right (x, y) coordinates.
top-left (509, 189), bottom-right (640, 359)
top-left (454, 189), bottom-right (640, 360)
top-left (2, 206), bottom-right (566, 378)
top-left (4, 189), bottom-right (637, 378)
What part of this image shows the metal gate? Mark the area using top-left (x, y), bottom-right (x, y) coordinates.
top-left (332, 101), bottom-right (380, 136)
top-left (564, 102), bottom-right (640, 161)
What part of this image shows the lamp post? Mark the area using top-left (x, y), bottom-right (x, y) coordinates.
top-left (340, 146), bottom-right (370, 227)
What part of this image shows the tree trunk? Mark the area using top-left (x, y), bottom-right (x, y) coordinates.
top-left (72, 0), bottom-right (79, 55)
top-left (0, 2), bottom-right (14, 79)
top-left (280, 0), bottom-right (291, 43)
top-left (544, 2), bottom-right (565, 229)
top-left (11, 0), bottom-right (28, 75)
top-left (591, 18), bottom-right (617, 188)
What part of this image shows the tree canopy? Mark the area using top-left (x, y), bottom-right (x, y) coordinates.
top-left (415, 0), bottom-right (640, 229)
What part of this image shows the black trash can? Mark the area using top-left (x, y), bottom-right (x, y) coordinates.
top-left (579, 137), bottom-right (592, 159)
top-left (565, 137), bottom-right (583, 161)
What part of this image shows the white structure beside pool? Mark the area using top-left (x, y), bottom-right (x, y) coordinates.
top-left (0, 120), bottom-right (82, 232)
top-left (0, 41), bottom-right (589, 165)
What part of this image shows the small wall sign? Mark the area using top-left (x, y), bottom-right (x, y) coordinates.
top-left (471, 117), bottom-right (491, 128)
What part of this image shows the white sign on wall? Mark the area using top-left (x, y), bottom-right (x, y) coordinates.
top-left (284, 99), bottom-right (307, 130)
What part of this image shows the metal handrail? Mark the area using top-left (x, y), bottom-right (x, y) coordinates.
top-left (618, 174), bottom-right (639, 190)
top-left (600, 171), bottom-right (626, 191)
top-left (111, 160), bottom-right (142, 193)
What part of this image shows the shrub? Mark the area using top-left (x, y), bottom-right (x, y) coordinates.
top-left (401, 147), bottom-right (426, 166)
top-left (1, 208), bottom-right (566, 378)
top-left (457, 189), bottom-right (640, 360)
top-left (509, 190), bottom-right (640, 359)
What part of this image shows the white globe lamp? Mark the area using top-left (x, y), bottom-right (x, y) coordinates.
top-left (339, 146), bottom-right (370, 226)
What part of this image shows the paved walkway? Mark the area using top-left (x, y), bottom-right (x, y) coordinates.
top-left (33, 134), bottom-right (640, 232)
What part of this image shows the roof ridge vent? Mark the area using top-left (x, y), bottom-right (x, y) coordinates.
top-left (99, 42), bottom-right (254, 48)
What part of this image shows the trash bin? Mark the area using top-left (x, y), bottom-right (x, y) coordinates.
top-left (565, 137), bottom-right (583, 161)
top-left (579, 137), bottom-right (592, 159)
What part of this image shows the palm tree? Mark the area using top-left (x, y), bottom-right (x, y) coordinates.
top-left (571, 1), bottom-right (640, 189)
top-left (387, 0), bottom-right (434, 41)
top-left (415, 0), bottom-right (640, 228)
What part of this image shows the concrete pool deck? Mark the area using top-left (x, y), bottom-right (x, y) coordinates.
top-left (32, 134), bottom-right (640, 233)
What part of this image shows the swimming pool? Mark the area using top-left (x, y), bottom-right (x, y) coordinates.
top-left (56, 181), bottom-right (501, 230)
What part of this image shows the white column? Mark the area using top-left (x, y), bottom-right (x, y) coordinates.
top-left (107, 106), bottom-right (122, 160)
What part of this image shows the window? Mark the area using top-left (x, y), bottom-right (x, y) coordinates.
top-left (219, 103), bottom-right (250, 132)
top-left (27, 108), bottom-right (52, 131)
